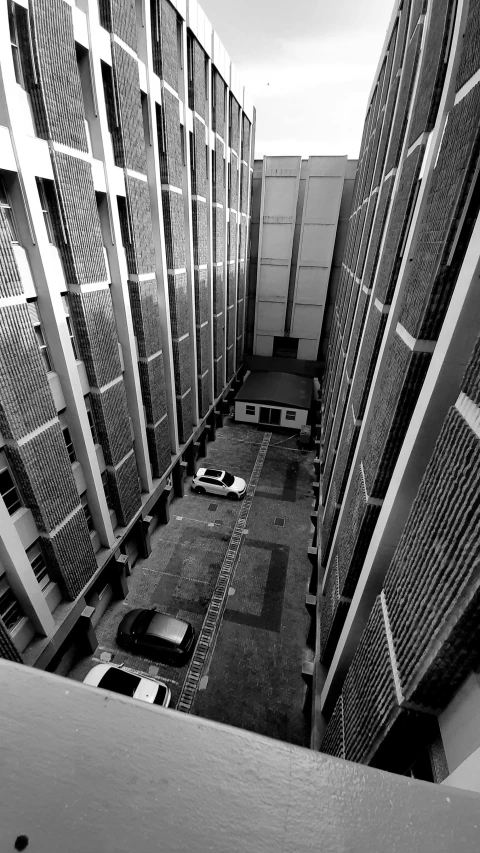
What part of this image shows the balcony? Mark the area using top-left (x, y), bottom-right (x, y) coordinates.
top-left (1, 659), bottom-right (479, 852)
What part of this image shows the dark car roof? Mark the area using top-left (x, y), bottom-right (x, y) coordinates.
top-left (145, 613), bottom-right (188, 645)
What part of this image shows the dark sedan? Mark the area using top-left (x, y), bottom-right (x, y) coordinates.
top-left (117, 609), bottom-right (196, 665)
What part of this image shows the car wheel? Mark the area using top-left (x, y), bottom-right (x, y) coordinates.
top-left (228, 492), bottom-right (240, 500)
top-left (195, 486), bottom-right (206, 495)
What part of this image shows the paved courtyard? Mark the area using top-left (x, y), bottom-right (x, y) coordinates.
top-left (68, 417), bottom-right (315, 747)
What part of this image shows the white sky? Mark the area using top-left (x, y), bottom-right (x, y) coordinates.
top-left (199, 0), bottom-right (395, 160)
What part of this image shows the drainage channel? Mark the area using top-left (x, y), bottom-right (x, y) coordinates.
top-left (176, 431), bottom-right (272, 714)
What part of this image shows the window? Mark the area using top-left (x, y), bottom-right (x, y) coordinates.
top-left (0, 461), bottom-right (22, 515)
top-left (85, 397), bottom-right (99, 445)
top-left (176, 18), bottom-right (183, 69)
top-left (212, 149), bottom-right (216, 194)
top-left (187, 33), bottom-right (194, 82)
top-left (156, 104), bottom-right (166, 155)
top-left (101, 471), bottom-right (113, 511)
top-left (180, 124), bottom-right (186, 166)
top-left (26, 542), bottom-right (52, 593)
top-left (245, 405), bottom-right (255, 415)
top-left (66, 315), bottom-right (79, 359)
top-left (81, 493), bottom-right (95, 532)
top-left (62, 425), bottom-right (76, 464)
top-left (285, 411), bottom-right (296, 421)
top-left (0, 174), bottom-right (19, 243)
top-left (204, 56), bottom-right (208, 99)
top-left (272, 336), bottom-right (299, 359)
top-left (27, 301), bottom-right (53, 372)
top-left (189, 130), bottom-right (195, 177)
top-left (0, 576), bottom-right (24, 631)
top-left (36, 179), bottom-right (55, 244)
top-left (117, 196), bottom-right (130, 246)
top-left (8, 2), bottom-right (24, 87)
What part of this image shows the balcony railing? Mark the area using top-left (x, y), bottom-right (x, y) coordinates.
top-left (1, 659), bottom-right (479, 852)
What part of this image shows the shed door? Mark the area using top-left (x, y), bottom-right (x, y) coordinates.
top-left (259, 407), bottom-right (270, 424)
top-left (259, 407), bottom-right (281, 425)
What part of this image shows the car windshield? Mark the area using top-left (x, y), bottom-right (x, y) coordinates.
top-left (153, 684), bottom-right (168, 705)
top-left (131, 611), bottom-right (152, 635)
top-left (222, 472), bottom-right (235, 486)
top-left (98, 669), bottom-right (141, 697)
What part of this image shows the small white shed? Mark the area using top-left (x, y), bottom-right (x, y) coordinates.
top-left (234, 372), bottom-right (313, 429)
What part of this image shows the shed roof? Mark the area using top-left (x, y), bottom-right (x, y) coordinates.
top-left (235, 372), bottom-right (313, 410)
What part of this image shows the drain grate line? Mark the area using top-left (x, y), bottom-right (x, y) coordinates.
top-left (176, 432), bottom-right (271, 714)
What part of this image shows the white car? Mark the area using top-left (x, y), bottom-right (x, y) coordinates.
top-left (83, 663), bottom-right (171, 707)
top-left (192, 467), bottom-right (247, 499)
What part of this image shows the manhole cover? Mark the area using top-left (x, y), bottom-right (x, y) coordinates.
top-left (208, 502), bottom-right (218, 511)
top-left (274, 517), bottom-right (285, 527)
top-left (214, 519), bottom-right (223, 526)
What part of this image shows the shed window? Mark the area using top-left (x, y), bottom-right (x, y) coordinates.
top-left (245, 405), bottom-right (255, 415)
top-left (285, 410), bottom-right (296, 421)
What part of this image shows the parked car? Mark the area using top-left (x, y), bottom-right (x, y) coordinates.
top-left (192, 467), bottom-right (247, 499)
top-left (117, 609), bottom-right (196, 665)
top-left (83, 663), bottom-right (171, 707)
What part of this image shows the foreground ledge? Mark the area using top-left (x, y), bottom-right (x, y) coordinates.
top-left (1, 661), bottom-right (479, 852)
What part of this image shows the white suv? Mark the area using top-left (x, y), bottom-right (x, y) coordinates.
top-left (192, 467), bottom-right (247, 500)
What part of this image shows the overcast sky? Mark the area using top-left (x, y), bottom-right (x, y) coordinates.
top-left (200, 0), bottom-right (394, 160)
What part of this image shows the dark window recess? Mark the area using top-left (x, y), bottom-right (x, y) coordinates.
top-left (102, 471), bottom-right (114, 511)
top-left (212, 149), bottom-right (216, 194)
top-left (101, 61), bottom-right (117, 136)
top-left (187, 32), bottom-right (194, 110)
top-left (117, 196), bottom-right (131, 246)
top-left (176, 18), bottom-right (183, 70)
top-left (65, 315), bottom-right (79, 360)
top-left (33, 323), bottom-right (53, 372)
top-left (0, 577), bottom-right (24, 631)
top-left (62, 426), bottom-right (76, 463)
top-left (156, 103), bottom-right (166, 154)
top-left (0, 173), bottom-right (19, 242)
top-left (245, 405), bottom-right (255, 415)
top-left (285, 410), bottom-right (296, 421)
top-left (205, 145), bottom-right (209, 179)
top-left (8, 2), bottom-right (24, 87)
top-left (0, 467), bottom-right (22, 515)
top-left (81, 493), bottom-right (95, 533)
top-left (189, 130), bottom-right (195, 177)
top-left (35, 178), bottom-right (55, 244)
top-left (27, 542), bottom-right (52, 593)
top-left (153, 684), bottom-right (168, 705)
top-left (180, 125), bottom-right (186, 166)
top-left (204, 56), bottom-right (208, 99)
top-left (85, 397), bottom-right (99, 445)
top-left (272, 336), bottom-right (299, 359)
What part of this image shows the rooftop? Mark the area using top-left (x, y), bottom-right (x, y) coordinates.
top-left (235, 372), bottom-right (313, 410)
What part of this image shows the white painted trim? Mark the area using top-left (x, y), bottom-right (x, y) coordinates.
top-left (455, 392), bottom-right (480, 439)
top-left (454, 69), bottom-right (480, 106)
top-left (395, 322), bottom-right (436, 352)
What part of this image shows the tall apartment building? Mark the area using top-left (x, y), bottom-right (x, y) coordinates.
top-left (245, 155), bottom-right (356, 372)
top-left (0, 0), bottom-right (254, 668)
top-left (313, 0), bottom-right (480, 787)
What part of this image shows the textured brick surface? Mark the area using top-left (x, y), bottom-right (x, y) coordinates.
top-left (151, 0), bottom-right (178, 90)
top-left (162, 189), bottom-right (186, 269)
top-left (350, 307), bottom-right (387, 420)
top-left (168, 272), bottom-right (189, 337)
top-left (226, 344), bottom-right (235, 381)
top-left (196, 322), bottom-right (210, 375)
top-left (107, 451), bottom-right (141, 526)
top-left (158, 91), bottom-right (183, 189)
top-left (461, 332), bottom-right (480, 404)
top-left (124, 176), bottom-right (156, 275)
top-left (346, 288), bottom-right (369, 379)
top-left (409, 0), bottom-right (427, 37)
top-left (456, 0), bottom-right (480, 91)
top-left (146, 417), bottom-right (171, 478)
top-left (213, 137), bottom-right (225, 204)
top-left (197, 371), bottom-right (210, 417)
top-left (100, 0), bottom-right (137, 51)
top-left (399, 85), bottom-right (480, 339)
top-left (213, 266), bottom-right (224, 314)
top-left (384, 406), bottom-right (480, 709)
top-left (229, 154), bottom-right (239, 210)
top-left (241, 114), bottom-right (251, 162)
top-left (336, 465), bottom-right (381, 600)
top-left (139, 354), bottom-right (167, 425)
top-left (194, 268), bottom-right (209, 325)
top-left (320, 555), bottom-right (350, 664)
top-left (0, 210), bottom-right (23, 298)
top-left (371, 77), bottom-right (400, 191)
top-left (229, 96), bottom-right (240, 153)
top-left (19, 0), bottom-right (88, 151)
top-left (110, 42), bottom-right (147, 174)
top-left (212, 71), bottom-right (226, 138)
top-left (0, 304), bottom-right (56, 440)
top-left (213, 206), bottom-right (225, 262)
top-left (321, 694), bottom-right (345, 758)
top-left (50, 152), bottom-right (107, 285)
top-left (41, 507), bottom-right (97, 600)
top-left (385, 25), bottom-right (423, 175)
top-left (362, 175), bottom-right (394, 292)
top-left (90, 381), bottom-right (133, 466)
top-left (214, 357), bottom-right (223, 397)
top-left (228, 214), bottom-right (237, 264)
top-left (407, 0), bottom-right (454, 145)
top-left (69, 289), bottom-right (122, 388)
top-left (361, 335), bottom-right (431, 499)
top-left (356, 193), bottom-right (377, 280)
top-left (176, 388), bottom-right (193, 444)
top-left (192, 117), bottom-right (207, 197)
top-left (192, 199), bottom-right (208, 265)
top-left (374, 146), bottom-right (424, 305)
top-left (191, 38), bottom-right (206, 119)
top-left (0, 618), bottom-right (23, 662)
top-left (172, 335), bottom-right (191, 397)
top-left (128, 278), bottom-right (163, 358)
top-left (5, 421), bottom-right (80, 532)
